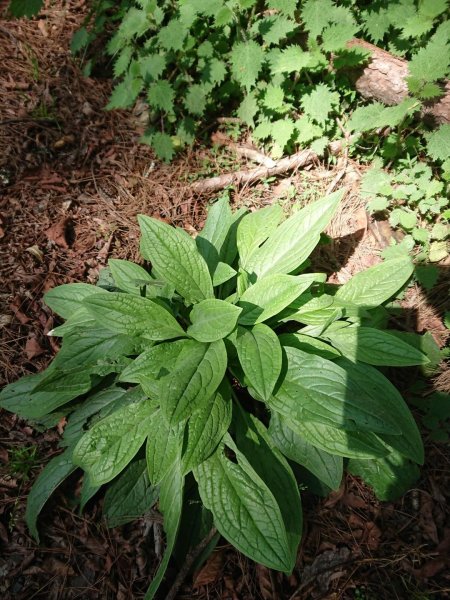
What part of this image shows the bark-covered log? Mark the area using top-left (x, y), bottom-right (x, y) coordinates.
top-left (347, 38), bottom-right (450, 125)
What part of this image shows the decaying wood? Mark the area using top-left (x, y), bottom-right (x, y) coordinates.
top-left (191, 139), bottom-right (345, 193)
top-left (348, 38), bottom-right (450, 125)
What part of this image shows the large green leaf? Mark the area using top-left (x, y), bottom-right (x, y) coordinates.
top-left (244, 190), bottom-right (342, 278)
top-left (182, 383), bottom-right (232, 474)
top-left (44, 283), bottom-right (108, 319)
top-left (234, 410), bottom-right (302, 565)
top-left (238, 273), bottom-right (318, 325)
top-left (108, 259), bottom-right (153, 295)
top-left (138, 215), bottom-right (214, 303)
top-left (120, 340), bottom-right (188, 387)
top-left (234, 324), bottom-right (282, 401)
top-left (335, 256), bottom-right (414, 307)
top-left (269, 412), bottom-right (343, 489)
top-left (278, 332), bottom-right (341, 360)
top-left (348, 450), bottom-right (420, 501)
top-left (62, 386), bottom-right (128, 447)
top-left (26, 448), bottom-right (77, 541)
top-left (160, 339), bottom-right (227, 423)
top-left (146, 410), bottom-right (184, 484)
top-left (269, 346), bottom-right (403, 435)
top-left (324, 324), bottom-right (429, 366)
top-left (196, 195), bottom-right (234, 273)
top-left (73, 399), bottom-right (156, 485)
top-left (0, 368), bottom-right (94, 420)
top-left (237, 204), bottom-right (284, 269)
top-left (194, 437), bottom-right (293, 572)
top-left (52, 328), bottom-right (137, 370)
top-left (280, 417), bottom-right (390, 459)
top-left (335, 358), bottom-right (424, 464)
top-left (144, 460), bottom-right (184, 600)
top-left (103, 459), bottom-right (159, 528)
top-left (83, 292), bottom-right (186, 340)
top-left (187, 299), bottom-right (242, 342)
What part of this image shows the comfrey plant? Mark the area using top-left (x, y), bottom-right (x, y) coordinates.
top-left (1, 190), bottom-right (428, 597)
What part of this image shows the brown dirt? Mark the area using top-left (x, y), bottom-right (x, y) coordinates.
top-left (1, 3), bottom-right (449, 600)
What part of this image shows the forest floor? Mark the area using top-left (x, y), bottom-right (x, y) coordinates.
top-left (1, 2), bottom-right (449, 599)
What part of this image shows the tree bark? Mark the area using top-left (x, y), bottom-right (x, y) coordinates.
top-left (347, 38), bottom-right (450, 125)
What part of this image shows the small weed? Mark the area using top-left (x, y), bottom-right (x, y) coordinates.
top-left (8, 445), bottom-right (38, 480)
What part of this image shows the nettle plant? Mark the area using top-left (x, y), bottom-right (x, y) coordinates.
top-left (1, 191), bottom-right (430, 596)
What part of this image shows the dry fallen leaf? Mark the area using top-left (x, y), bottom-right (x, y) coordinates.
top-left (25, 336), bottom-right (45, 360)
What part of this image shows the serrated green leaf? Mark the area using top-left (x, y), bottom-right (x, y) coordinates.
top-left (301, 0), bottom-right (335, 38)
top-left (9, 0), bottom-right (43, 17)
top-left (146, 410), bottom-right (184, 484)
top-left (362, 8), bottom-right (391, 42)
top-left (147, 79), bottom-right (174, 112)
top-left (106, 73), bottom-right (143, 110)
top-left (114, 46), bottom-right (133, 77)
top-left (238, 273), bottom-right (317, 325)
top-left (138, 215), bottom-right (214, 304)
top-left (70, 27), bottom-right (90, 53)
top-left (194, 437), bottom-right (292, 572)
top-left (26, 449), bottom-right (76, 541)
top-left (188, 299), bottom-right (242, 342)
top-left (263, 85), bottom-right (285, 111)
top-left (268, 46), bottom-right (312, 74)
top-left (160, 339), bottom-right (227, 423)
top-left (271, 118), bottom-right (295, 152)
top-left (83, 292), bottom-right (185, 340)
top-left (257, 15), bottom-right (297, 46)
top-left (182, 382), bottom-right (232, 473)
top-left (324, 324), bottom-right (429, 366)
top-left (409, 39), bottom-right (450, 83)
top-left (348, 102), bottom-right (385, 132)
top-left (73, 399), bottom-right (156, 485)
top-left (245, 190), bottom-right (342, 278)
top-left (295, 116), bottom-right (323, 145)
top-left (237, 92), bottom-right (258, 126)
top-left (185, 84), bottom-right (208, 115)
top-left (157, 19), bottom-right (187, 51)
top-left (230, 40), bottom-right (264, 90)
top-left (103, 459), bottom-right (158, 527)
top-left (269, 412), bottom-right (343, 489)
top-left (267, 0), bottom-right (297, 14)
top-left (139, 54), bottom-right (166, 81)
top-left (321, 21), bottom-right (358, 52)
top-left (431, 223), bottom-right (448, 241)
top-left (234, 324), bottom-right (282, 401)
top-left (425, 124), bottom-right (450, 162)
top-left (348, 450), bottom-right (420, 501)
top-left (301, 84), bottom-right (339, 125)
top-left (335, 256), bottom-right (414, 307)
top-left (389, 207), bottom-right (417, 230)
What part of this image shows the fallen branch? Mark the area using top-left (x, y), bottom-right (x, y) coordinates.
top-left (348, 38), bottom-right (450, 125)
top-left (191, 139), bottom-right (345, 194)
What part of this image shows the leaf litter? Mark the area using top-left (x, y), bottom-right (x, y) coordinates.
top-left (0, 1), bottom-right (449, 599)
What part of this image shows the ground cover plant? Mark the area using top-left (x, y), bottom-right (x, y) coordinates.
top-left (0, 191), bottom-right (432, 597)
